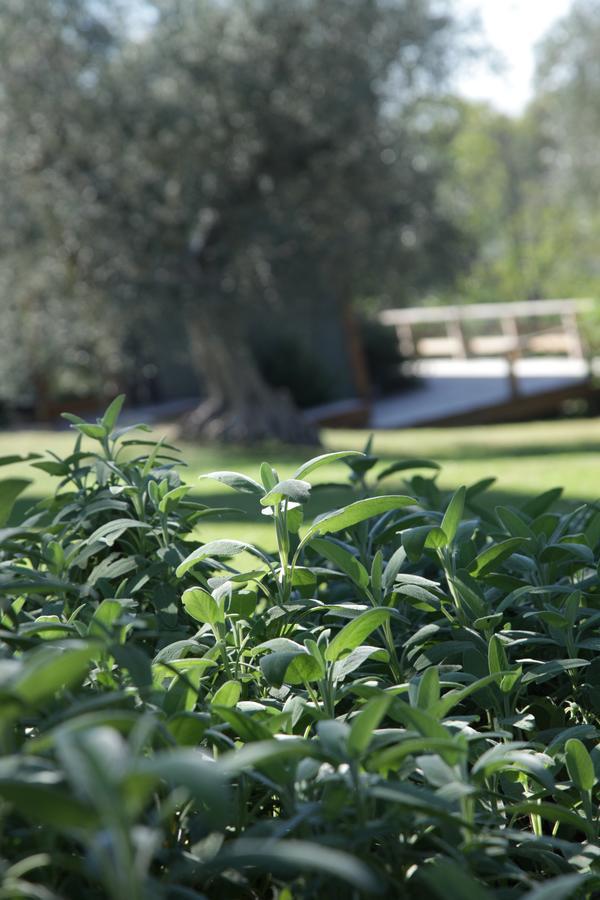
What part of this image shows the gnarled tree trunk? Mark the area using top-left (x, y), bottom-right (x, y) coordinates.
top-left (178, 305), bottom-right (320, 445)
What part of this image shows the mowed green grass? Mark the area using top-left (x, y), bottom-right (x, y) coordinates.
top-left (2, 416), bottom-right (600, 549)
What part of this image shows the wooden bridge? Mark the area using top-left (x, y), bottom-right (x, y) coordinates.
top-left (371, 299), bottom-right (597, 428)
top-left (306, 299), bottom-right (598, 429)
top-left (378, 298), bottom-right (592, 363)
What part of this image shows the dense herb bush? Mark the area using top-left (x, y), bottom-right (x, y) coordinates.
top-left (1, 398), bottom-right (600, 898)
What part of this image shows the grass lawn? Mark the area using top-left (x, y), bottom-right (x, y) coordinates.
top-left (2, 415), bottom-right (600, 548)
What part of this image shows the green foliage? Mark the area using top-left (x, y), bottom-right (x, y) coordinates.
top-left (0, 0), bottom-right (464, 423)
top-left (1, 399), bottom-right (600, 897)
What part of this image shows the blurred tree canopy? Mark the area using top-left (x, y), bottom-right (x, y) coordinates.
top-left (440, 0), bottom-right (600, 310)
top-left (0, 0), bottom-right (465, 439)
top-left (3, 0), bottom-right (599, 440)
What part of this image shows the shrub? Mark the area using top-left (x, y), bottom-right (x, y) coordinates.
top-left (0, 398), bottom-right (599, 898)
top-left (253, 333), bottom-right (335, 408)
top-left (360, 316), bottom-right (417, 396)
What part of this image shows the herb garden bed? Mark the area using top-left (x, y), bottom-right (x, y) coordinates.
top-left (0, 396), bottom-right (599, 898)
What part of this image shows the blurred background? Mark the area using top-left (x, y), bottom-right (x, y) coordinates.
top-left (2, 0), bottom-right (600, 447)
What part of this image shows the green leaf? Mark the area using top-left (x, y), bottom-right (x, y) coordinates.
top-left (416, 666), bottom-right (440, 710)
top-left (311, 538), bottom-right (369, 589)
top-left (547, 725), bottom-right (600, 756)
top-left (138, 748), bottom-right (229, 816)
top-left (521, 874), bottom-right (589, 900)
top-left (212, 680), bottom-right (242, 707)
top-left (465, 477), bottom-right (496, 499)
top-left (61, 412), bottom-right (87, 425)
top-left (507, 801), bottom-right (594, 839)
top-left (421, 859), bottom-right (492, 900)
top-left (87, 517), bottom-right (152, 548)
top-left (158, 485), bottom-right (190, 513)
top-left (305, 638), bottom-right (326, 669)
top-left (0, 453), bottom-right (40, 467)
top-left (219, 738), bottom-right (315, 775)
top-left (278, 652), bottom-right (325, 686)
top-left (332, 645), bottom-right (389, 681)
top-left (13, 644), bottom-right (95, 705)
top-left (111, 644), bottom-right (153, 691)
top-left (0, 479), bottom-right (31, 527)
top-left (101, 394), bottom-right (125, 432)
top-left (472, 744), bottom-right (554, 791)
top-left (368, 736), bottom-right (463, 773)
top-left (521, 488), bottom-right (563, 518)
top-left (260, 651), bottom-right (325, 687)
top-left (210, 707), bottom-right (273, 743)
top-left (28, 615), bottom-right (68, 640)
top-left (440, 485), bottom-right (466, 544)
top-left (87, 599), bottom-right (125, 639)
top-left (499, 666), bottom-right (522, 693)
top-left (73, 423), bottom-right (108, 440)
top-left (565, 738), bottom-right (596, 791)
top-left (261, 479), bottom-right (311, 506)
top-left (294, 451), bottom-right (365, 479)
top-left (31, 460), bottom-right (69, 476)
top-left (472, 613), bottom-right (503, 632)
top-left (377, 459), bottom-right (440, 481)
top-left (488, 635), bottom-right (509, 678)
top-left (431, 672), bottom-right (512, 719)
top-left (521, 658), bottom-right (589, 685)
top-left (259, 462), bottom-right (278, 490)
top-left (176, 539), bottom-right (267, 578)
top-left (348, 695), bottom-right (391, 756)
top-left (487, 636), bottom-right (520, 693)
top-left (424, 526), bottom-right (448, 549)
top-left (401, 525), bottom-right (434, 561)
top-left (371, 550), bottom-right (383, 598)
top-left (0, 778), bottom-right (97, 830)
top-left (496, 505), bottom-right (534, 538)
top-left (469, 538), bottom-right (526, 576)
top-left (215, 838), bottom-right (381, 894)
top-left (153, 658), bottom-right (217, 683)
top-left (182, 587), bottom-right (223, 626)
top-left (27, 710), bottom-right (140, 754)
top-left (254, 638), bottom-right (305, 654)
top-left (199, 471), bottom-right (264, 495)
top-left (382, 544), bottom-right (407, 592)
top-left (317, 720), bottom-right (350, 758)
top-left (286, 505), bottom-right (304, 534)
top-left (303, 495), bottom-right (414, 544)
top-left (325, 608), bottom-right (391, 662)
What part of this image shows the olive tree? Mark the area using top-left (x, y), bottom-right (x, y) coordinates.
top-left (0, 0), bottom-right (462, 439)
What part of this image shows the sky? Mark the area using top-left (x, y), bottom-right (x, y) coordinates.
top-left (454, 0), bottom-right (574, 114)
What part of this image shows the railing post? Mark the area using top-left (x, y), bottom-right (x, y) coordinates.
top-left (501, 316), bottom-right (520, 355)
top-left (561, 309), bottom-right (585, 358)
top-left (506, 349), bottom-right (520, 399)
top-left (447, 316), bottom-right (468, 358)
top-left (396, 323), bottom-right (415, 358)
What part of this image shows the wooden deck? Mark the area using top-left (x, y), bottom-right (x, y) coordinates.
top-left (370, 358), bottom-right (596, 429)
top-left (361, 298), bottom-right (599, 429)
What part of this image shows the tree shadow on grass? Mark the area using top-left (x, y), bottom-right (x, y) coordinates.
top-left (382, 440), bottom-right (600, 463)
top-left (177, 434), bottom-right (600, 466)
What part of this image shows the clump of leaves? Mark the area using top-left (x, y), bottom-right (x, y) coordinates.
top-left (0, 399), bottom-right (599, 899)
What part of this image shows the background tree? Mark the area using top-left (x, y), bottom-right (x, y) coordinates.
top-left (0, 0), bottom-right (124, 417)
top-left (438, 101), bottom-right (555, 303)
top-left (437, 0), bottom-right (600, 314)
top-left (0, 0), bottom-right (465, 440)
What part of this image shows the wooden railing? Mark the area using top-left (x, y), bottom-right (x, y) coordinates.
top-left (378, 299), bottom-right (594, 361)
